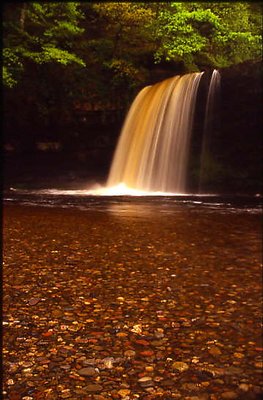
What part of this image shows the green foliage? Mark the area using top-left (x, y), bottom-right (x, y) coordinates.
top-left (154, 2), bottom-right (262, 70)
top-left (3, 2), bottom-right (261, 89)
top-left (20, 45), bottom-right (86, 66)
top-left (104, 59), bottom-right (143, 90)
top-left (90, 3), bottom-right (155, 62)
top-left (3, 3), bottom-right (85, 87)
top-left (3, 48), bottom-right (24, 87)
top-left (74, 2), bottom-right (154, 108)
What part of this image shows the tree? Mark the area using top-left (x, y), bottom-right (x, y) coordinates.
top-left (84, 2), bottom-right (156, 107)
top-left (3, 2), bottom-right (86, 88)
top-left (152, 2), bottom-right (262, 70)
top-left (3, 2), bottom-right (261, 89)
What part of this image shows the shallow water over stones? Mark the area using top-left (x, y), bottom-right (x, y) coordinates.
top-left (2, 197), bottom-right (262, 399)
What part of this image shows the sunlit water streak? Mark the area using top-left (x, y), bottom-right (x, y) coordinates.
top-left (107, 73), bottom-right (204, 193)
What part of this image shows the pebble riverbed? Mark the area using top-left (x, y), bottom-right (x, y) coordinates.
top-left (3, 203), bottom-right (262, 399)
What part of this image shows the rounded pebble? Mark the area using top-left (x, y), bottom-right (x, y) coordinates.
top-left (84, 384), bottom-right (103, 393)
top-left (172, 361), bottom-right (189, 372)
top-left (77, 367), bottom-right (98, 377)
top-left (221, 391), bottom-right (238, 399)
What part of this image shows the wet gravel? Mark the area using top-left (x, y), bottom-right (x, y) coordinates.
top-left (3, 203), bottom-right (263, 399)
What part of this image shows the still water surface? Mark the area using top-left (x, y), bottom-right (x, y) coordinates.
top-left (4, 188), bottom-right (262, 217)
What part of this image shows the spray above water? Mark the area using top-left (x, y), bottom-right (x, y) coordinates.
top-left (107, 72), bottom-right (204, 194)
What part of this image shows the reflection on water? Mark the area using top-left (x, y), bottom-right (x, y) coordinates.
top-left (107, 203), bottom-right (160, 217)
top-left (4, 187), bottom-right (262, 216)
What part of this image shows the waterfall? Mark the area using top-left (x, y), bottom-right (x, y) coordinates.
top-left (107, 72), bottom-right (204, 193)
top-left (199, 70), bottom-right (221, 192)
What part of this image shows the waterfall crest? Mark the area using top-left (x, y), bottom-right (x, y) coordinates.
top-left (107, 72), bottom-right (204, 193)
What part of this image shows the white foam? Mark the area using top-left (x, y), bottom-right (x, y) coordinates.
top-left (85, 183), bottom-right (183, 196)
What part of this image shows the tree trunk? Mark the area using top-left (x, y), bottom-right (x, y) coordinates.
top-left (20, 3), bottom-right (26, 31)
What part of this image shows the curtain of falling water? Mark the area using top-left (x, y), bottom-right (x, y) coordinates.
top-left (199, 70), bottom-right (221, 193)
top-left (107, 72), bottom-right (204, 193)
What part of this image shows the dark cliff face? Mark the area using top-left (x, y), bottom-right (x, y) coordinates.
top-left (3, 61), bottom-right (262, 193)
top-left (216, 61), bottom-right (262, 193)
top-left (187, 60), bottom-right (262, 194)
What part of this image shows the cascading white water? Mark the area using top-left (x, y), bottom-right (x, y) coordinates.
top-left (199, 70), bottom-right (221, 192)
top-left (107, 72), bottom-right (204, 193)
